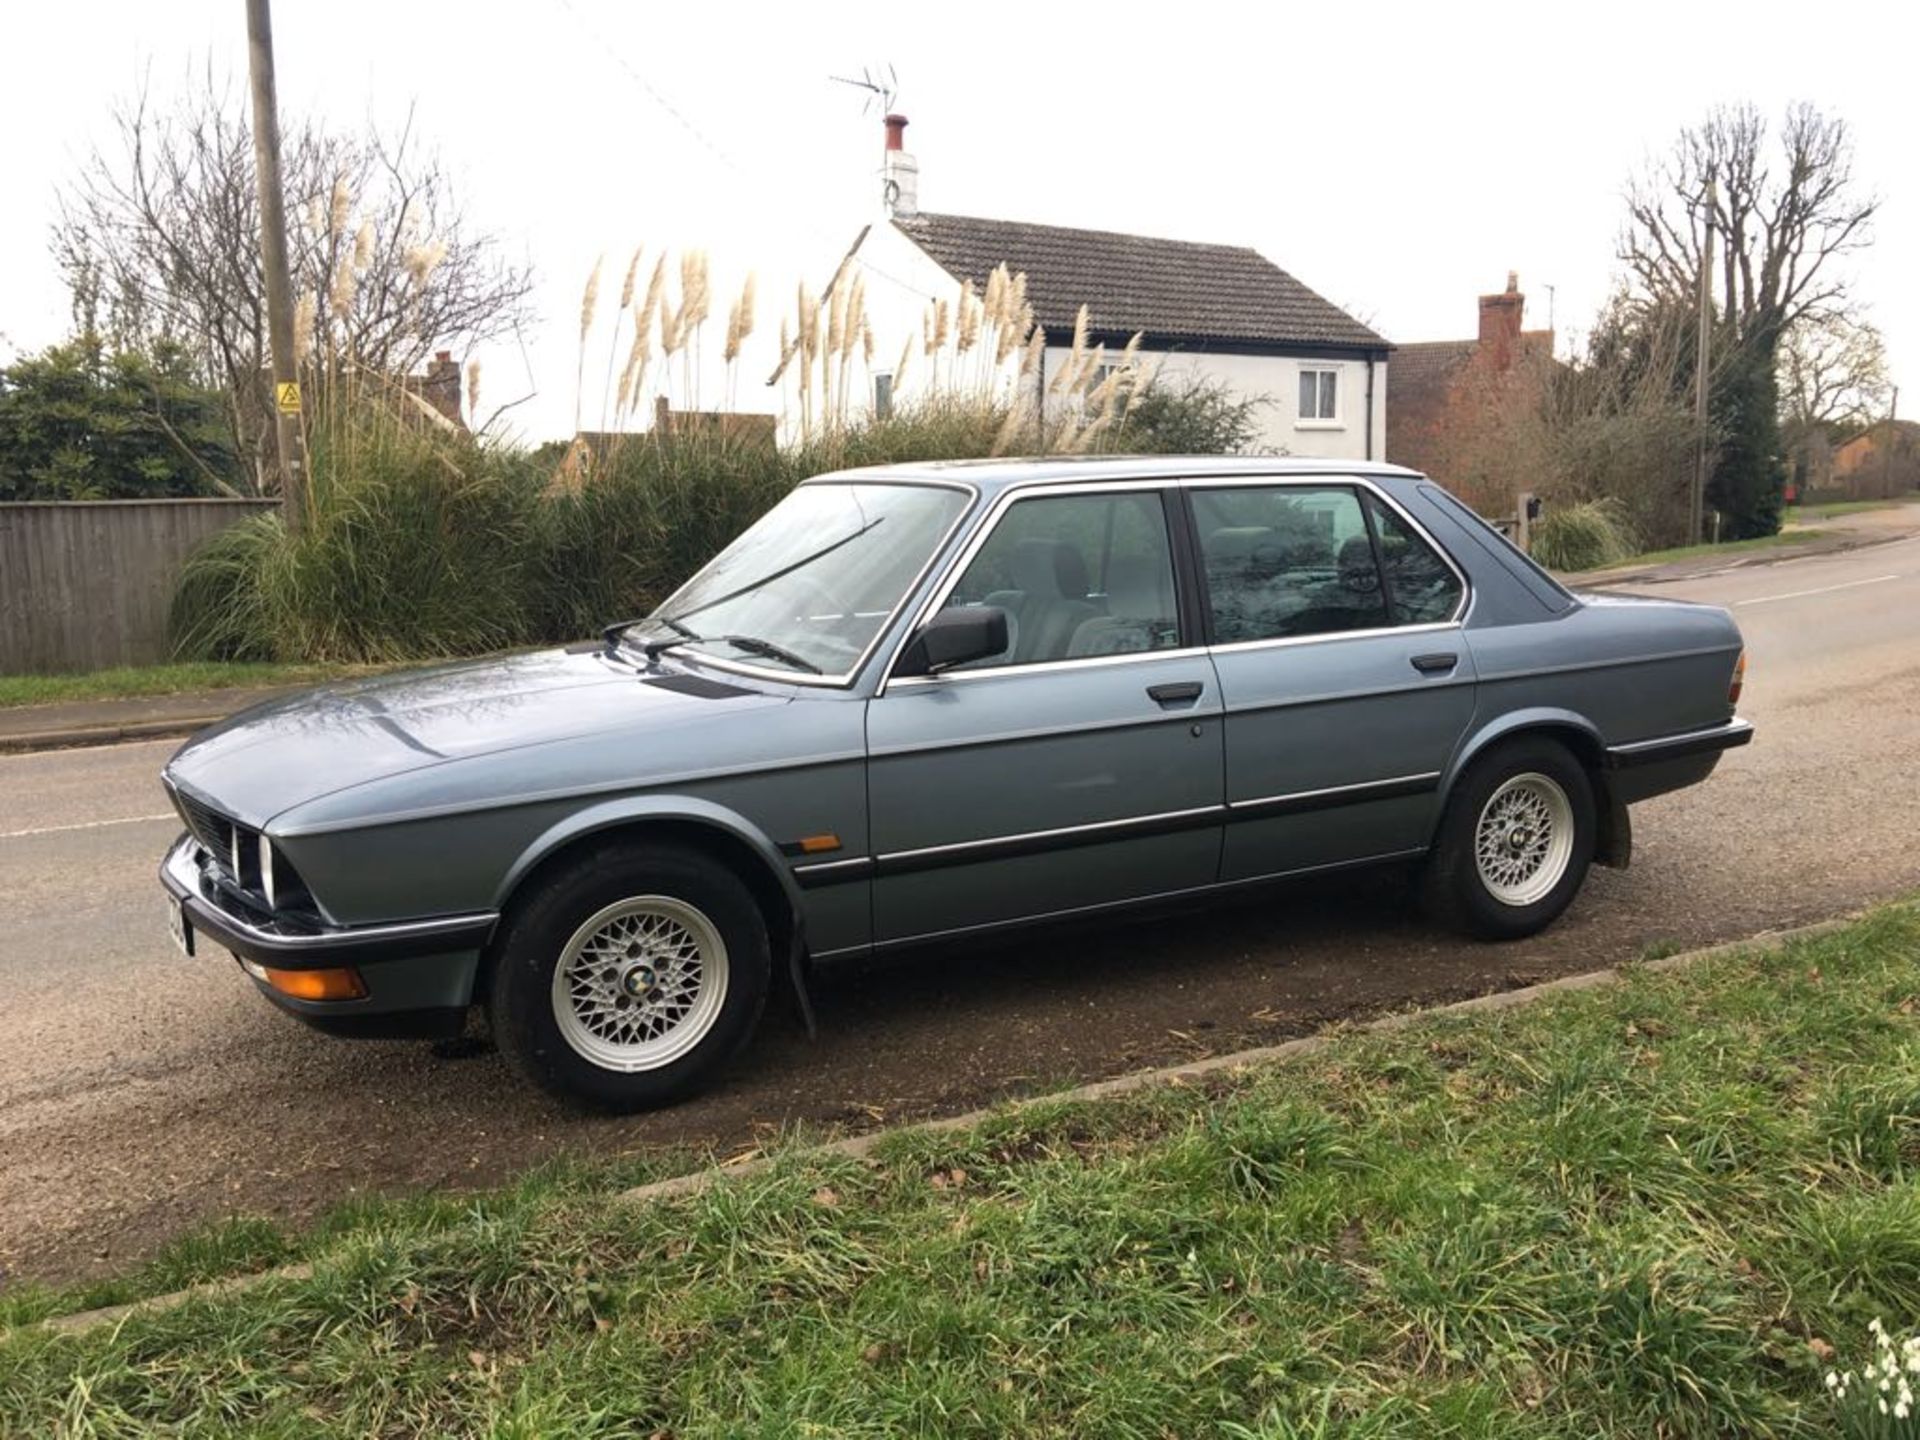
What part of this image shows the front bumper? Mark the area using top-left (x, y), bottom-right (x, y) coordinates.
top-left (160, 834), bottom-right (494, 1035)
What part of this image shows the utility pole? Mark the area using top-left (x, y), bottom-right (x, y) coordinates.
top-left (1691, 181), bottom-right (1717, 545)
top-left (245, 0), bottom-right (307, 531)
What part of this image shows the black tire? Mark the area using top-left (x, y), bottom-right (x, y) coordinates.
top-left (1421, 736), bottom-right (1596, 941)
top-left (487, 841), bottom-right (770, 1110)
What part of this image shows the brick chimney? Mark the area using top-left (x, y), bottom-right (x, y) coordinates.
top-left (1477, 272), bottom-right (1525, 371)
top-left (881, 113), bottom-right (918, 218)
top-left (420, 350), bottom-right (463, 426)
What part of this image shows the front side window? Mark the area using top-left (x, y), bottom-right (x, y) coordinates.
top-left (943, 491), bottom-right (1181, 668)
top-left (1297, 366), bottom-right (1339, 423)
top-left (1193, 485), bottom-right (1387, 641)
top-left (646, 482), bottom-right (970, 677)
top-left (1364, 493), bottom-right (1464, 624)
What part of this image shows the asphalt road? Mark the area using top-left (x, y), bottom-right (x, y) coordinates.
top-left (4, 534), bottom-right (1918, 1289)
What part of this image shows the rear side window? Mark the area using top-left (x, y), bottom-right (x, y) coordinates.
top-left (1418, 483), bottom-right (1573, 612)
top-left (1364, 494), bottom-right (1464, 624)
top-left (1192, 485), bottom-right (1388, 642)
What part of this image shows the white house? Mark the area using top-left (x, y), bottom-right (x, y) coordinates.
top-left (844, 114), bottom-right (1389, 458)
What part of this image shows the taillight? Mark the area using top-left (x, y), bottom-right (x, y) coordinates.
top-left (1728, 649), bottom-right (1746, 707)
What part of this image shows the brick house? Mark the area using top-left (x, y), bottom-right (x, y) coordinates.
top-left (1386, 275), bottom-right (1554, 513)
top-left (1826, 419), bottom-right (1920, 499)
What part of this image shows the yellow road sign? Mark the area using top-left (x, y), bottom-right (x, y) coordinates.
top-left (275, 381), bottom-right (302, 414)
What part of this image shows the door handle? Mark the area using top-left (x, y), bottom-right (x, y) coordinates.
top-left (1147, 681), bottom-right (1204, 706)
top-left (1410, 652), bottom-right (1459, 674)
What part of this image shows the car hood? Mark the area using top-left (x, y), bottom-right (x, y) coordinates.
top-left (163, 648), bottom-right (790, 827)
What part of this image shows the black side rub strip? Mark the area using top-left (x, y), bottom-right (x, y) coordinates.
top-left (794, 772), bottom-right (1445, 887)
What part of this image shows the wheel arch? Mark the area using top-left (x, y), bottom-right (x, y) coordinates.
top-left (1437, 708), bottom-right (1628, 866)
top-left (480, 796), bottom-right (804, 999)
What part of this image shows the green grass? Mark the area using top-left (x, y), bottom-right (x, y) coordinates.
top-left (1787, 494), bottom-right (1920, 525)
top-left (4, 906), bottom-right (1919, 1436)
top-left (1602, 528), bottom-right (1818, 572)
top-left (0, 660), bottom-right (394, 710)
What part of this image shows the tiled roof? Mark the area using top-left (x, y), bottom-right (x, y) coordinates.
top-left (892, 212), bottom-right (1387, 352)
top-left (1387, 339), bottom-right (1476, 409)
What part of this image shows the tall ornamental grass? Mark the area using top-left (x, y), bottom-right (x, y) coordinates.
top-left (172, 420), bottom-right (538, 664)
top-left (172, 247), bottom-right (1261, 665)
top-left (1530, 498), bottom-right (1635, 572)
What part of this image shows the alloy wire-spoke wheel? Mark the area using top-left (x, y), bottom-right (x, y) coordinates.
top-left (1472, 772), bottom-right (1575, 907)
top-left (550, 896), bottom-right (730, 1072)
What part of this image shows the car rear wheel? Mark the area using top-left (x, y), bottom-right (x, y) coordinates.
top-left (1422, 737), bottom-right (1595, 940)
top-left (488, 842), bottom-right (769, 1109)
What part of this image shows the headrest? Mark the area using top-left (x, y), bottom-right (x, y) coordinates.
top-left (1009, 537), bottom-right (1089, 599)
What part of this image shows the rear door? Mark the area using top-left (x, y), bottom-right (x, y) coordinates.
top-left (1191, 479), bottom-right (1477, 882)
top-left (865, 485), bottom-right (1224, 944)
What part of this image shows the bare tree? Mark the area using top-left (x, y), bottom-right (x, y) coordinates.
top-left (56, 72), bottom-right (533, 491)
top-left (1779, 311), bottom-right (1890, 440)
top-left (1621, 103), bottom-right (1877, 346)
top-left (1618, 104), bottom-right (1876, 537)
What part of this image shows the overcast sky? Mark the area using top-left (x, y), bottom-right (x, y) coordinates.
top-left (2, 0), bottom-right (1913, 443)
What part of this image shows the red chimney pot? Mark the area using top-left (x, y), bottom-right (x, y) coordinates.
top-left (883, 113), bottom-right (908, 152)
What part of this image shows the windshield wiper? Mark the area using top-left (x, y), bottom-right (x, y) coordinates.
top-left (669, 516), bottom-right (886, 623)
top-left (604, 613), bottom-right (696, 650)
top-left (643, 630), bottom-right (822, 674)
top-left (716, 634), bottom-right (823, 673)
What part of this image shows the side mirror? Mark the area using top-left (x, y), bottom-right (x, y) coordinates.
top-left (901, 605), bottom-right (1010, 676)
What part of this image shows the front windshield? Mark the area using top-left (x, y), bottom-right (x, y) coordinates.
top-left (645, 481), bottom-right (972, 677)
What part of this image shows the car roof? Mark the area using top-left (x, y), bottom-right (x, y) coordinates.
top-left (808, 455), bottom-right (1427, 496)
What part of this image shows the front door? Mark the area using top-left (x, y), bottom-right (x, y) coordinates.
top-left (866, 486), bottom-right (1223, 944)
top-left (1189, 480), bottom-right (1477, 881)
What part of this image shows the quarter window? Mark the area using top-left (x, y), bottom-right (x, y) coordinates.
top-left (1363, 493), bottom-right (1464, 624)
top-left (944, 492), bottom-right (1181, 667)
top-left (1193, 485), bottom-right (1387, 641)
top-left (1297, 366), bottom-right (1339, 423)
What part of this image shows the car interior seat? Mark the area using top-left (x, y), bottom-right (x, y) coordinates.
top-left (984, 538), bottom-right (1102, 663)
top-left (1069, 554), bottom-right (1175, 656)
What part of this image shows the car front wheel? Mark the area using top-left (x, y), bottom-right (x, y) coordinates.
top-left (1422, 737), bottom-right (1595, 940)
top-left (488, 842), bottom-right (770, 1109)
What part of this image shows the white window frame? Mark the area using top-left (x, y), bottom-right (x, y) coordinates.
top-left (1295, 363), bottom-right (1345, 430)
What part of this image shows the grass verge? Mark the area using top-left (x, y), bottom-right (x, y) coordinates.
top-left (3, 906), bottom-right (1917, 1436)
top-left (1615, 528), bottom-right (1820, 571)
top-left (1788, 494), bottom-right (1920, 525)
top-left (0, 661), bottom-right (390, 711)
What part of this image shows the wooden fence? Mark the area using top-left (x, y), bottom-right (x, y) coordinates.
top-left (0, 499), bottom-right (279, 675)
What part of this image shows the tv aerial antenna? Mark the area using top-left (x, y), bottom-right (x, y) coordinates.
top-left (829, 64), bottom-right (899, 116)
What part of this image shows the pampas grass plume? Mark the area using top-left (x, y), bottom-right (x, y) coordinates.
top-left (579, 255), bottom-right (605, 343)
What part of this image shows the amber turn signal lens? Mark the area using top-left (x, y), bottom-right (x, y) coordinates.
top-left (260, 966), bottom-right (367, 1002)
top-left (1728, 650), bottom-right (1746, 706)
top-left (797, 833), bottom-right (842, 855)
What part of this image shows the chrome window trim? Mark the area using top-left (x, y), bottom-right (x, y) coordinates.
top-left (879, 477), bottom-right (1191, 693)
top-left (878, 472), bottom-right (1474, 693)
top-left (643, 477), bottom-right (979, 690)
top-left (1207, 617), bottom-right (1463, 657)
top-left (886, 643), bottom-right (1212, 689)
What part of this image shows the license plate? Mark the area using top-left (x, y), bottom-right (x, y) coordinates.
top-left (167, 898), bottom-right (195, 957)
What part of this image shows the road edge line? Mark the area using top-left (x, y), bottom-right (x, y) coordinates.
top-left (19, 908), bottom-right (1879, 1341)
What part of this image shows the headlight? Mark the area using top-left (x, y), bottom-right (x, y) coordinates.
top-left (258, 833), bottom-right (278, 911)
